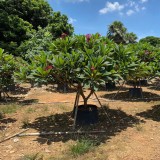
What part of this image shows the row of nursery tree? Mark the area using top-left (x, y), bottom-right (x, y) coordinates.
top-left (1, 0), bottom-right (160, 57)
top-left (0, 34), bottom-right (160, 101)
top-left (0, 0), bottom-right (160, 103)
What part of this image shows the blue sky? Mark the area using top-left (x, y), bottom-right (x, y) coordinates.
top-left (47, 0), bottom-right (160, 40)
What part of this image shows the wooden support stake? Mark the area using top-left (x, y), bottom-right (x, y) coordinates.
top-left (0, 128), bottom-right (29, 143)
top-left (18, 130), bottom-right (106, 136)
top-left (73, 91), bottom-right (80, 130)
top-left (93, 92), bottom-right (112, 124)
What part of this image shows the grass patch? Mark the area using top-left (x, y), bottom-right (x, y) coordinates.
top-left (135, 124), bottom-right (143, 131)
top-left (22, 116), bottom-right (30, 127)
top-left (43, 106), bottom-right (48, 112)
top-left (19, 153), bottom-right (43, 160)
top-left (56, 104), bottom-right (69, 111)
top-left (26, 107), bottom-right (36, 113)
top-left (70, 138), bottom-right (95, 157)
top-left (0, 104), bottom-right (20, 114)
top-left (0, 112), bottom-right (5, 119)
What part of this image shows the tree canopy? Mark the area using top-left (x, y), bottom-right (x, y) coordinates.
top-left (0, 0), bottom-right (53, 29)
top-left (139, 36), bottom-right (160, 47)
top-left (0, 0), bottom-right (74, 55)
top-left (107, 21), bottom-right (137, 44)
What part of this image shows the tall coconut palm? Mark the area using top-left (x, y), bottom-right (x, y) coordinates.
top-left (107, 21), bottom-right (127, 44)
top-left (126, 32), bottom-right (137, 44)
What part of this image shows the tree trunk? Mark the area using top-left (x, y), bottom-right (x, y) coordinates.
top-left (84, 98), bottom-right (87, 107)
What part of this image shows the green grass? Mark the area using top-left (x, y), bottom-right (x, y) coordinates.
top-left (26, 107), bottom-right (36, 113)
top-left (70, 138), bottom-right (95, 157)
top-left (43, 106), bottom-right (48, 112)
top-left (0, 104), bottom-right (20, 114)
top-left (0, 112), bottom-right (4, 119)
top-left (21, 116), bottom-right (30, 127)
top-left (19, 153), bottom-right (43, 160)
top-left (135, 124), bottom-right (143, 131)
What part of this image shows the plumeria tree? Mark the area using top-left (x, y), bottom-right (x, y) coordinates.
top-left (15, 34), bottom-right (120, 106)
top-left (112, 44), bottom-right (152, 89)
top-left (128, 42), bottom-right (160, 82)
top-left (49, 34), bottom-right (120, 106)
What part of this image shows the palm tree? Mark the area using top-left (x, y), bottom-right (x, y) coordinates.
top-left (107, 21), bottom-right (127, 44)
top-left (125, 32), bottom-right (137, 44)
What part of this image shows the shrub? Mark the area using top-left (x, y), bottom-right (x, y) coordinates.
top-left (0, 48), bottom-right (16, 99)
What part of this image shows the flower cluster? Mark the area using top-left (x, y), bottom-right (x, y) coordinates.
top-left (91, 66), bottom-right (95, 72)
top-left (61, 33), bottom-right (68, 39)
top-left (86, 34), bottom-right (92, 42)
top-left (144, 50), bottom-right (152, 55)
top-left (45, 65), bottom-right (53, 71)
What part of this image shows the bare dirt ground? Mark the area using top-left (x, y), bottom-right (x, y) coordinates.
top-left (0, 82), bottom-right (160, 160)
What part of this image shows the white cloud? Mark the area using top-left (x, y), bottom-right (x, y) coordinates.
top-left (99, 0), bottom-right (147, 16)
top-left (141, 6), bottom-right (146, 10)
top-left (99, 2), bottom-right (124, 14)
top-left (126, 9), bottom-right (135, 16)
top-left (127, 0), bottom-right (136, 7)
top-left (135, 4), bottom-right (140, 12)
top-left (140, 0), bottom-right (148, 3)
top-left (68, 17), bottom-right (77, 24)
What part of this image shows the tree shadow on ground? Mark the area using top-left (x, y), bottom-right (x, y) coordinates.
top-left (0, 97), bottom-right (39, 105)
top-left (137, 105), bottom-right (160, 122)
top-left (10, 86), bottom-right (31, 95)
top-left (147, 82), bottom-right (160, 91)
top-left (98, 84), bottom-right (129, 92)
top-left (101, 91), bottom-right (160, 102)
top-left (0, 117), bottom-right (17, 131)
top-left (19, 99), bottom-right (39, 105)
top-left (46, 84), bottom-right (77, 93)
top-left (26, 106), bottom-right (143, 145)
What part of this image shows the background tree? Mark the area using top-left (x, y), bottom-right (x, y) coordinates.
top-left (107, 21), bottom-right (137, 44)
top-left (0, 48), bottom-right (16, 99)
top-left (50, 12), bottom-right (74, 39)
top-left (107, 21), bottom-right (127, 44)
top-left (0, 14), bottom-right (33, 54)
top-left (0, 0), bottom-right (53, 29)
top-left (16, 26), bottom-right (53, 59)
top-left (139, 36), bottom-right (160, 47)
top-left (126, 32), bottom-right (137, 44)
top-left (0, 0), bottom-right (74, 55)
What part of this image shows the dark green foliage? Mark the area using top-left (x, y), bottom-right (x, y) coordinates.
top-left (0, 13), bottom-right (33, 54)
top-left (0, 0), bottom-right (52, 54)
top-left (16, 26), bottom-right (53, 59)
top-left (0, 0), bottom-right (53, 29)
top-left (0, 0), bottom-right (74, 56)
top-left (139, 36), bottom-right (160, 47)
top-left (0, 48), bottom-right (16, 97)
top-left (126, 32), bottom-right (137, 44)
top-left (50, 11), bottom-right (74, 39)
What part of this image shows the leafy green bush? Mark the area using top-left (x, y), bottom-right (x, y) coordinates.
top-left (14, 51), bottom-right (53, 86)
top-left (15, 34), bottom-right (120, 106)
top-left (16, 26), bottom-right (53, 60)
top-left (0, 48), bottom-right (16, 99)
